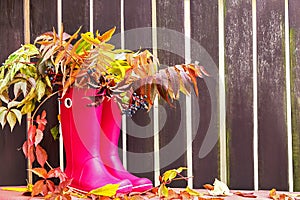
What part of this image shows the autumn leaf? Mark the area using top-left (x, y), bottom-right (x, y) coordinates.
top-left (162, 169), bottom-right (178, 182)
top-left (28, 145), bottom-right (35, 164)
top-left (36, 145), bottom-right (48, 167)
top-left (6, 111), bottom-right (17, 131)
top-left (234, 191), bottom-right (257, 198)
top-left (31, 180), bottom-right (45, 197)
top-left (89, 184), bottom-right (120, 197)
top-left (158, 184), bottom-right (168, 198)
top-left (203, 184), bottom-right (214, 190)
top-left (28, 167), bottom-right (48, 179)
top-left (97, 27), bottom-right (116, 42)
top-left (35, 129), bottom-right (44, 146)
top-left (185, 186), bottom-right (202, 196)
top-left (22, 141), bottom-right (29, 158)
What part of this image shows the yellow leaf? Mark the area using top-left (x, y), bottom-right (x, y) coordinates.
top-left (11, 109), bottom-right (22, 125)
top-left (185, 186), bottom-right (202, 196)
top-left (158, 184), bottom-right (168, 198)
top-left (7, 111), bottom-right (17, 132)
top-left (162, 169), bottom-right (177, 182)
top-left (88, 184), bottom-right (119, 197)
top-left (0, 108), bottom-right (8, 128)
top-left (176, 167), bottom-right (188, 173)
top-left (81, 32), bottom-right (100, 45)
top-left (36, 79), bottom-right (46, 102)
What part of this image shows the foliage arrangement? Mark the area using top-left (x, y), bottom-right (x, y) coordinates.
top-left (0, 26), bottom-right (208, 198)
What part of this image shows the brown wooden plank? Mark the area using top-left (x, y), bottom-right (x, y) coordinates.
top-left (62, 0), bottom-right (90, 33)
top-left (156, 0), bottom-right (187, 188)
top-left (190, 0), bottom-right (219, 188)
top-left (30, 0), bottom-right (57, 40)
top-left (94, 0), bottom-right (121, 34)
top-left (289, 0), bottom-right (300, 192)
top-left (93, 0), bottom-right (123, 162)
top-left (0, 0), bottom-right (27, 186)
top-left (257, 0), bottom-right (288, 190)
top-left (124, 0), bottom-right (154, 182)
top-left (30, 0), bottom-right (60, 172)
top-left (225, 0), bottom-right (254, 189)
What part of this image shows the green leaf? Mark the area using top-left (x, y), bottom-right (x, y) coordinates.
top-left (185, 186), bottom-right (202, 196)
top-left (11, 109), bottom-right (22, 125)
top-left (6, 111), bottom-right (17, 132)
top-left (0, 108), bottom-right (8, 129)
top-left (88, 184), bottom-right (119, 197)
top-left (50, 125), bottom-right (59, 140)
top-left (36, 79), bottom-right (46, 101)
top-left (158, 184), bottom-right (168, 198)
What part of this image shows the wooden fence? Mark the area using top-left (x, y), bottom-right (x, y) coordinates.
top-left (0, 0), bottom-right (299, 192)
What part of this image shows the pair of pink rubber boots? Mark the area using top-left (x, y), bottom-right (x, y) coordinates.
top-left (60, 88), bottom-right (153, 193)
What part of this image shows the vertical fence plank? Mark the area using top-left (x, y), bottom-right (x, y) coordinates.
top-left (30, 0), bottom-right (60, 172)
top-left (124, 0), bottom-right (155, 182)
top-left (0, 0), bottom-right (27, 186)
top-left (94, 0), bottom-right (121, 35)
top-left (62, 0), bottom-right (90, 33)
top-left (289, 0), bottom-right (300, 192)
top-left (94, 0), bottom-right (124, 164)
top-left (190, 0), bottom-right (219, 188)
top-left (225, 0), bottom-right (254, 189)
top-left (156, 0), bottom-right (187, 188)
top-left (257, 0), bottom-right (288, 190)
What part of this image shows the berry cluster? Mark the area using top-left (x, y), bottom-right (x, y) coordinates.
top-left (123, 93), bottom-right (149, 117)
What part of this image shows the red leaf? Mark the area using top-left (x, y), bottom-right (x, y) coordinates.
top-left (234, 191), bottom-right (257, 198)
top-left (28, 145), bottom-right (35, 164)
top-left (36, 145), bottom-right (48, 168)
top-left (46, 180), bottom-right (55, 192)
top-left (22, 141), bottom-right (28, 158)
top-left (31, 180), bottom-right (45, 197)
top-left (41, 110), bottom-right (47, 119)
top-left (28, 125), bottom-right (37, 146)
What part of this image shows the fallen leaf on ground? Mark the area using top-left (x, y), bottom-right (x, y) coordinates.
top-left (234, 191), bottom-right (257, 198)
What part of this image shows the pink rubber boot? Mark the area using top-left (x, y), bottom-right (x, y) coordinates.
top-left (60, 88), bottom-right (132, 193)
top-left (99, 99), bottom-right (153, 192)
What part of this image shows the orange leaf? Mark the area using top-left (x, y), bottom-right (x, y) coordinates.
top-left (234, 191), bottom-right (257, 198)
top-left (46, 180), bottom-right (55, 193)
top-left (31, 180), bottom-right (45, 197)
top-left (29, 167), bottom-right (48, 179)
top-left (97, 27), bottom-right (116, 42)
top-left (36, 145), bottom-right (48, 168)
top-left (203, 184), bottom-right (214, 190)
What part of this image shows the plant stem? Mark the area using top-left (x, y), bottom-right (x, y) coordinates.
top-left (31, 90), bottom-right (61, 123)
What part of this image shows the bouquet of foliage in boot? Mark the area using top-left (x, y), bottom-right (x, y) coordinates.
top-left (0, 26), bottom-right (208, 198)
